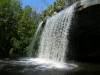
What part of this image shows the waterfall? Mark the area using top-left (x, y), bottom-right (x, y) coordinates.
top-left (38, 3), bottom-right (77, 63)
top-left (34, 21), bottom-right (43, 37)
top-left (27, 21), bottom-right (43, 56)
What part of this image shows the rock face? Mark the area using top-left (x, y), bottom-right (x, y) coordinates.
top-left (67, 1), bottom-right (100, 62)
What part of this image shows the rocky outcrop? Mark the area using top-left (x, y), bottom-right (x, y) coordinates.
top-left (67, 0), bottom-right (100, 62)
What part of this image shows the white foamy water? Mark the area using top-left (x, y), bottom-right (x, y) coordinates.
top-left (38, 3), bottom-right (77, 63)
top-left (32, 58), bottom-right (77, 70)
top-left (17, 58), bottom-right (78, 70)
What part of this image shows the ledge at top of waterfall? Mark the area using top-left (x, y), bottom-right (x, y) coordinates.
top-left (79, 0), bottom-right (100, 10)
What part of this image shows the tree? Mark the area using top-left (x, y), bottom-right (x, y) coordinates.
top-left (0, 0), bottom-right (20, 57)
top-left (11, 6), bottom-right (37, 57)
top-left (0, 0), bottom-right (40, 58)
top-left (41, 0), bottom-right (79, 20)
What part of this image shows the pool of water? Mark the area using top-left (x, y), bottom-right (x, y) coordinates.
top-left (0, 58), bottom-right (100, 75)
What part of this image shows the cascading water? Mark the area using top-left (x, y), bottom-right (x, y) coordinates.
top-left (38, 3), bottom-right (77, 63)
top-left (35, 21), bottom-right (43, 37)
top-left (27, 21), bottom-right (43, 56)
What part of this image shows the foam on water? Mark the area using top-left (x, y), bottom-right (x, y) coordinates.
top-left (19, 58), bottom-right (78, 70)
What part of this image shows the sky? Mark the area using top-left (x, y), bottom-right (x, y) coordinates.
top-left (21, 0), bottom-right (56, 13)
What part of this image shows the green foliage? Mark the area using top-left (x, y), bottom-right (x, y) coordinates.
top-left (41, 0), bottom-right (79, 20)
top-left (41, 0), bottom-right (65, 20)
top-left (0, 0), bottom-right (40, 58)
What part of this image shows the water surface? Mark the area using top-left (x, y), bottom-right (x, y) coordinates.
top-left (0, 58), bottom-right (100, 75)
